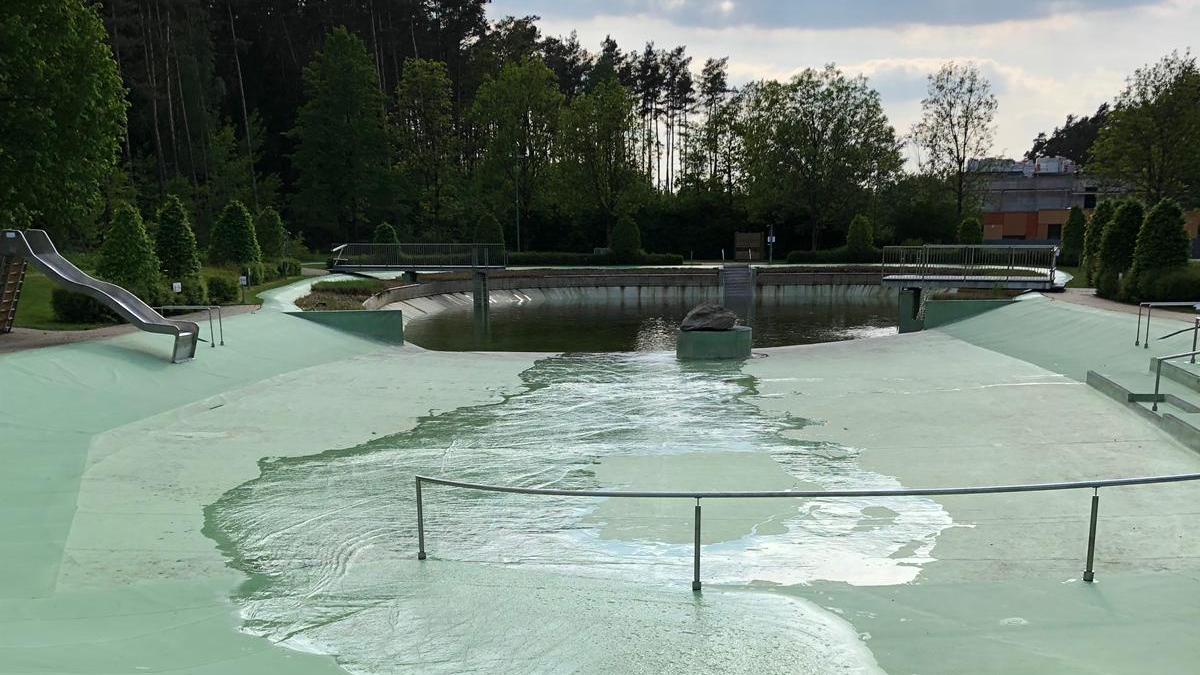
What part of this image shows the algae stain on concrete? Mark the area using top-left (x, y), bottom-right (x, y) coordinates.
top-left (206, 352), bottom-right (949, 673)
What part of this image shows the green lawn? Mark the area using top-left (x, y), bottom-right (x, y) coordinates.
top-left (1058, 266), bottom-right (1085, 289)
top-left (12, 266), bottom-right (304, 332)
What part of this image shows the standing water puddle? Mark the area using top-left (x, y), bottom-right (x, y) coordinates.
top-left (206, 352), bottom-right (952, 673)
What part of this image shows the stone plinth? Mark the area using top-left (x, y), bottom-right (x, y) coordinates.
top-left (676, 326), bottom-right (752, 360)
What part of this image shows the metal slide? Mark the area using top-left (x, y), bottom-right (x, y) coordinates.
top-left (0, 229), bottom-right (199, 363)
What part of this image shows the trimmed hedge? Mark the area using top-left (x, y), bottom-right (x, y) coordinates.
top-left (1135, 265), bottom-right (1200, 302)
top-left (310, 279), bottom-right (388, 295)
top-left (51, 289), bottom-right (119, 324)
top-left (276, 258), bottom-right (303, 277)
top-left (205, 275), bottom-right (239, 304)
top-left (787, 246), bottom-right (881, 264)
top-left (506, 251), bottom-right (684, 266)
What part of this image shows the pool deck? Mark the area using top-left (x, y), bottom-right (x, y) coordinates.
top-left (2, 283), bottom-right (1199, 673)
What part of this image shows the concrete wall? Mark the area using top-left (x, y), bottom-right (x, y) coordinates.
top-left (285, 309), bottom-right (405, 344)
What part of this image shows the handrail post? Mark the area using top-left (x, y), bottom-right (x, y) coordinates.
top-left (215, 305), bottom-right (224, 345)
top-left (1135, 305), bottom-right (1144, 346)
top-left (1153, 357), bottom-right (1163, 412)
top-left (1083, 489), bottom-right (1100, 582)
top-left (1192, 319), bottom-right (1198, 364)
top-left (416, 477), bottom-right (427, 560)
top-left (1145, 306), bottom-right (1152, 349)
top-left (692, 498), bottom-right (702, 591)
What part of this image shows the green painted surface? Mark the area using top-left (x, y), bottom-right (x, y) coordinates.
top-left (898, 288), bottom-right (922, 333)
top-left (923, 299), bottom-right (1013, 329)
top-left (285, 309), bottom-right (405, 344)
top-left (675, 326), bottom-right (752, 359)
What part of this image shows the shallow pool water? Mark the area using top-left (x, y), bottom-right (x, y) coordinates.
top-left (403, 286), bottom-right (898, 351)
top-left (207, 352), bottom-right (951, 672)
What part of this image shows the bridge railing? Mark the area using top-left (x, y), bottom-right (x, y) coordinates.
top-left (881, 245), bottom-right (1057, 283)
top-left (330, 242), bottom-right (506, 269)
top-left (414, 471), bottom-right (1200, 591)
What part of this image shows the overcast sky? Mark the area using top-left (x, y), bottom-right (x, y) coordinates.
top-left (491, 0), bottom-right (1198, 162)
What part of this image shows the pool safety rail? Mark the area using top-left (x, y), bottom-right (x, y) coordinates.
top-left (330, 242), bottom-right (506, 271)
top-left (154, 305), bottom-right (225, 347)
top-left (880, 245), bottom-right (1058, 289)
top-left (414, 472), bottom-right (1200, 590)
top-left (1135, 301), bottom-right (1200, 349)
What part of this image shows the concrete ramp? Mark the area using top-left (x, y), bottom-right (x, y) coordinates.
top-left (0, 229), bottom-right (199, 362)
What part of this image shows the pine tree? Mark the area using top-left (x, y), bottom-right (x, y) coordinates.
top-left (1082, 200), bottom-right (1116, 284)
top-left (209, 200), bottom-right (261, 266)
top-left (1060, 206), bottom-right (1085, 266)
top-left (846, 215), bottom-right (875, 261)
top-left (957, 217), bottom-right (983, 244)
top-left (1096, 200), bottom-right (1144, 298)
top-left (96, 203), bottom-right (161, 303)
top-left (611, 214), bottom-right (642, 263)
top-left (256, 207), bottom-right (286, 258)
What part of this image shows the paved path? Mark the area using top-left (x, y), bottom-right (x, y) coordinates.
top-left (1048, 287), bottom-right (1199, 319)
top-left (0, 305), bottom-right (258, 355)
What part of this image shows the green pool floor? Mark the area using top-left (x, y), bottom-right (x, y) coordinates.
top-left (2, 286), bottom-right (1199, 673)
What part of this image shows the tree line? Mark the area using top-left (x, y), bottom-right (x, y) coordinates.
top-left (2, 1), bottom-right (1196, 263)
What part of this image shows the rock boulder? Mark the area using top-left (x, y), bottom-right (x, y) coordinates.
top-left (680, 303), bottom-right (738, 331)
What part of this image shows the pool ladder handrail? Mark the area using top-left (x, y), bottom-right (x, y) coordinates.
top-left (154, 305), bottom-right (225, 347)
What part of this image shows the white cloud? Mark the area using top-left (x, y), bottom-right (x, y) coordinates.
top-left (504, 0), bottom-right (1198, 161)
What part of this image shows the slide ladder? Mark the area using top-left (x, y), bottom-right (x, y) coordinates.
top-left (0, 254), bottom-right (27, 333)
top-left (0, 229), bottom-right (199, 362)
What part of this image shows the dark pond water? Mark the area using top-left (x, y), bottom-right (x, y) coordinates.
top-left (403, 286), bottom-right (898, 352)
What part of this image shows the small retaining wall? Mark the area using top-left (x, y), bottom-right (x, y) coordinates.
top-left (285, 309), bottom-right (405, 344)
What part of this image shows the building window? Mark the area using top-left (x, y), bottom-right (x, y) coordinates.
top-left (1047, 224), bottom-right (1063, 240)
top-left (1002, 234), bottom-right (1026, 240)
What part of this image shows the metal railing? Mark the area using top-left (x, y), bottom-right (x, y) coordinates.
top-left (1135, 301), bottom-right (1200, 348)
top-left (154, 305), bottom-right (224, 347)
top-left (881, 245), bottom-right (1057, 284)
top-left (414, 471), bottom-right (1200, 591)
top-left (330, 242), bottom-right (506, 270)
top-left (1151, 349), bottom-right (1200, 411)
top-left (1156, 319), bottom-right (1200, 363)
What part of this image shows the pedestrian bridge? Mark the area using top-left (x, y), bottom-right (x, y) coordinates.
top-left (330, 242), bottom-right (506, 273)
top-left (881, 245), bottom-right (1059, 290)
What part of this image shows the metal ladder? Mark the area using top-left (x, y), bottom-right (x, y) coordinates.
top-left (0, 254), bottom-right (28, 333)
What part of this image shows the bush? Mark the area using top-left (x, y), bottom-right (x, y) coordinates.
top-left (1129, 199), bottom-right (1189, 299)
top-left (256, 207), bottom-right (286, 258)
top-left (474, 212), bottom-right (505, 245)
top-left (1060, 206), bottom-right (1085, 267)
top-left (206, 275), bottom-right (239, 304)
top-left (162, 277), bottom-right (208, 306)
top-left (611, 214), bottom-right (643, 264)
top-left (276, 258), bottom-right (303, 277)
top-left (96, 202), bottom-right (162, 304)
top-left (373, 222), bottom-right (400, 245)
top-left (642, 253), bottom-right (684, 265)
top-left (1096, 200), bottom-right (1143, 298)
top-left (957, 217), bottom-right (983, 245)
top-left (155, 195), bottom-right (202, 279)
top-left (209, 200), bottom-right (262, 265)
top-left (311, 279), bottom-right (387, 295)
top-left (786, 246), bottom-right (881, 264)
top-left (1137, 265), bottom-right (1200, 302)
top-left (846, 215), bottom-right (875, 260)
top-left (504, 250), bottom-right (682, 266)
top-left (51, 288), bottom-right (119, 324)
top-left (1082, 200), bottom-right (1116, 284)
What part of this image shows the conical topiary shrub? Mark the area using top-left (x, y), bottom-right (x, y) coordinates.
top-left (154, 195), bottom-right (207, 305)
top-left (473, 212), bottom-right (504, 245)
top-left (255, 207), bottom-right (286, 259)
top-left (1130, 199), bottom-right (1189, 300)
top-left (373, 222), bottom-right (400, 245)
top-left (209, 200), bottom-right (262, 265)
top-left (1060, 206), bottom-right (1085, 267)
top-left (1096, 200), bottom-right (1143, 298)
top-left (957, 217), bottom-right (983, 245)
top-left (1082, 200), bottom-right (1116, 285)
top-left (846, 214), bottom-right (875, 262)
top-left (610, 214), bottom-right (643, 264)
top-left (96, 202), bottom-right (162, 304)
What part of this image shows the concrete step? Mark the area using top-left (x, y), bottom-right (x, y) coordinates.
top-left (1086, 369), bottom-right (1200, 450)
top-left (1153, 357), bottom-right (1200, 395)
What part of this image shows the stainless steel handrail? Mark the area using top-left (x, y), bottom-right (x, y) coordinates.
top-left (1156, 318), bottom-right (1200, 363)
top-left (1151, 349), bottom-right (1200, 411)
top-left (414, 471), bottom-right (1200, 590)
top-left (329, 242), bottom-right (506, 270)
top-left (1135, 301), bottom-right (1200, 348)
top-left (155, 305), bottom-right (224, 347)
top-left (880, 245), bottom-right (1057, 285)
